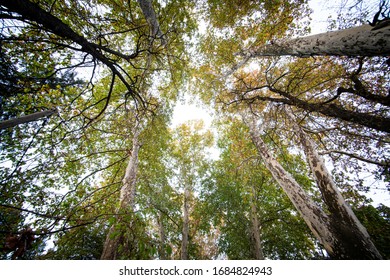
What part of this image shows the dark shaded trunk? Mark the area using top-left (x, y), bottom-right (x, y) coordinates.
top-left (0, 108), bottom-right (57, 130)
top-left (291, 99), bottom-right (390, 133)
top-left (247, 87), bottom-right (390, 133)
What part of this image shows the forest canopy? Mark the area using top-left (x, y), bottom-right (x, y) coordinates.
top-left (0, 0), bottom-right (389, 260)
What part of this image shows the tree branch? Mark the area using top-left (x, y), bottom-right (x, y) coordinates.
top-left (1, 0), bottom-right (144, 112)
top-left (0, 108), bottom-right (57, 130)
top-left (258, 86), bottom-right (390, 133)
top-left (320, 149), bottom-right (388, 167)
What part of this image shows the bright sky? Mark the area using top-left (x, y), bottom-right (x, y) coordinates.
top-left (170, 95), bottom-right (213, 128)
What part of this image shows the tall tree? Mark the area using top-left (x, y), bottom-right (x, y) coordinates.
top-left (170, 120), bottom-right (213, 259)
top-left (100, 117), bottom-right (142, 260)
top-left (201, 116), bottom-right (318, 259)
top-left (284, 106), bottom-right (382, 259)
top-left (242, 109), bottom-right (382, 259)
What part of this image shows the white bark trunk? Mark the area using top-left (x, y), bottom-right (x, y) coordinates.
top-left (101, 127), bottom-right (141, 260)
top-left (137, 0), bottom-right (167, 46)
top-left (180, 184), bottom-right (190, 260)
top-left (250, 185), bottom-right (264, 260)
top-left (285, 107), bottom-right (382, 259)
top-left (119, 129), bottom-right (141, 211)
top-left (157, 212), bottom-right (167, 260)
top-left (242, 114), bottom-right (337, 257)
top-left (249, 24), bottom-right (390, 57)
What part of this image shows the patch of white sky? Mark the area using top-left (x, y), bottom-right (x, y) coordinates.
top-left (169, 0), bottom-right (389, 207)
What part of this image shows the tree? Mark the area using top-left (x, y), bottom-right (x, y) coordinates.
top-left (170, 120), bottom-right (213, 259)
top-left (242, 108), bottom-right (382, 259)
top-left (0, 0), bottom-right (195, 123)
top-left (201, 116), bottom-right (318, 259)
top-left (1, 0), bottom-right (195, 259)
top-left (1, 0), bottom-right (142, 113)
top-left (100, 117), bottom-right (142, 259)
top-left (222, 56), bottom-right (389, 133)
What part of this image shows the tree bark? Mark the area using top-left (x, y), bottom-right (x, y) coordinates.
top-left (0, 108), bottom-right (57, 130)
top-left (285, 107), bottom-right (382, 259)
top-left (137, 0), bottom-right (167, 46)
top-left (249, 185), bottom-right (264, 260)
top-left (101, 128), bottom-right (141, 260)
top-left (242, 112), bottom-right (382, 259)
top-left (249, 24), bottom-right (390, 57)
top-left (180, 184), bottom-right (190, 260)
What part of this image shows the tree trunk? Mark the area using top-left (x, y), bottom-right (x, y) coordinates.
top-left (100, 128), bottom-right (141, 260)
top-left (137, 0), bottom-right (166, 46)
top-left (0, 108), bottom-right (57, 130)
top-left (180, 184), bottom-right (190, 260)
top-left (284, 107), bottom-right (382, 259)
top-left (157, 212), bottom-right (167, 260)
top-left (272, 88), bottom-right (390, 133)
top-left (242, 113), bottom-right (381, 259)
top-left (249, 24), bottom-right (390, 57)
top-left (249, 185), bottom-right (264, 260)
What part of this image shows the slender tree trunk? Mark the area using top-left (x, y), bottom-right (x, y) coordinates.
top-left (249, 24), bottom-right (390, 57)
top-left (284, 107), bottom-right (382, 259)
top-left (242, 113), bottom-right (381, 259)
top-left (157, 212), bottom-right (167, 260)
top-left (0, 108), bottom-right (57, 130)
top-left (180, 184), bottom-right (190, 260)
top-left (101, 128), bottom-right (141, 260)
top-left (249, 185), bottom-right (264, 260)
